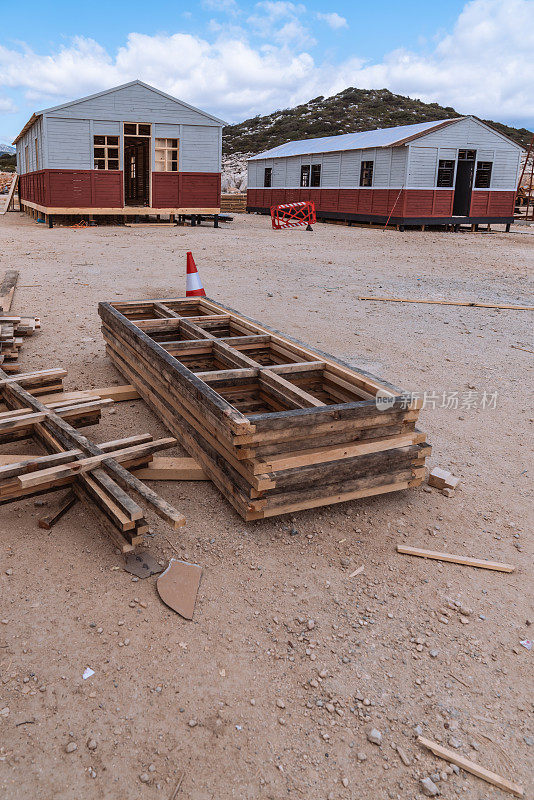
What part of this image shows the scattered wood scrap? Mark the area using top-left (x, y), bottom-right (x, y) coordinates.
top-left (99, 296), bottom-right (430, 520)
top-left (0, 365), bottom-right (186, 552)
top-left (0, 270), bottom-right (19, 312)
top-left (397, 545), bottom-right (515, 572)
top-left (358, 296), bottom-right (534, 311)
top-left (38, 490), bottom-right (77, 529)
top-left (0, 272), bottom-right (41, 372)
top-left (0, 176), bottom-right (18, 216)
top-left (417, 736), bottom-right (524, 797)
top-left (428, 466), bottom-right (460, 496)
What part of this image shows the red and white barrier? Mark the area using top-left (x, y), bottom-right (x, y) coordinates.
top-left (271, 201), bottom-right (316, 230)
top-left (186, 251), bottom-right (206, 297)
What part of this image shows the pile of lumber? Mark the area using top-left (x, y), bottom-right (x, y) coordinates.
top-left (0, 314), bottom-right (40, 372)
top-left (99, 297), bottom-right (430, 520)
top-left (0, 366), bottom-right (185, 551)
top-left (0, 270), bottom-right (40, 373)
top-left (220, 194), bottom-right (247, 213)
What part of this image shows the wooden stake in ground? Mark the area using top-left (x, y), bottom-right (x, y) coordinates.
top-left (358, 296), bottom-right (534, 311)
top-left (0, 271), bottom-right (19, 313)
top-left (417, 736), bottom-right (524, 797)
top-left (397, 545), bottom-right (515, 572)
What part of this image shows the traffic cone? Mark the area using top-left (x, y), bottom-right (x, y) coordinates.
top-left (186, 251), bottom-right (206, 297)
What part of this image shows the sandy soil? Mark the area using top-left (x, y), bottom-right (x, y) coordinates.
top-left (0, 212), bottom-right (532, 800)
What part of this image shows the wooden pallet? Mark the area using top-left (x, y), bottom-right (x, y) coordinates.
top-left (99, 297), bottom-right (429, 520)
top-left (0, 366), bottom-right (186, 551)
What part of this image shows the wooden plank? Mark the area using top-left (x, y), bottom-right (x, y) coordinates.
top-left (0, 270), bottom-right (19, 312)
top-left (0, 434), bottom-right (154, 478)
top-left (38, 491), bottom-right (78, 530)
top-left (397, 545), bottom-right (515, 572)
top-left (0, 369), bottom-right (67, 389)
top-left (132, 457), bottom-right (208, 481)
top-left (359, 296), bottom-right (534, 311)
top-left (417, 737), bottom-right (524, 797)
top-left (0, 369), bottom-right (185, 531)
top-left (0, 177), bottom-right (18, 217)
top-left (21, 200), bottom-right (220, 215)
top-left (15, 438), bottom-right (176, 490)
top-left (34, 385), bottom-right (140, 407)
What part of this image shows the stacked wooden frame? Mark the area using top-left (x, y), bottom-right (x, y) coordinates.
top-left (99, 298), bottom-right (430, 520)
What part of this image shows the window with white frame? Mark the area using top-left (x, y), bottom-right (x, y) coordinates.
top-left (155, 138), bottom-right (179, 172)
top-left (94, 135), bottom-right (120, 170)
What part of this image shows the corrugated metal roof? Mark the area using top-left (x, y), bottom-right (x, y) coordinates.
top-left (248, 118), bottom-right (462, 160)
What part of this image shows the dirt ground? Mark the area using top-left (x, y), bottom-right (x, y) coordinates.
top-left (0, 212), bottom-right (532, 800)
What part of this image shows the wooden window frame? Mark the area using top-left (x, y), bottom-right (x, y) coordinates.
top-left (436, 159), bottom-right (455, 188)
top-left (123, 122), bottom-right (152, 137)
top-left (458, 149), bottom-right (476, 161)
top-left (360, 160), bottom-right (373, 187)
top-left (155, 138), bottom-right (179, 173)
top-left (300, 165), bottom-right (310, 187)
top-left (264, 167), bottom-right (272, 187)
top-left (310, 164), bottom-right (321, 187)
top-left (94, 135), bottom-right (120, 171)
top-left (34, 138), bottom-right (39, 171)
top-left (25, 145), bottom-right (29, 174)
top-left (474, 161), bottom-right (492, 188)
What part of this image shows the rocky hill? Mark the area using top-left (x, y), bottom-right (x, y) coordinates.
top-left (221, 87), bottom-right (531, 191)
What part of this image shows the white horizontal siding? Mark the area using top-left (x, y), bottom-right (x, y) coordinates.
top-left (339, 150), bottom-right (361, 187)
top-left (17, 118), bottom-right (44, 173)
top-left (391, 148), bottom-right (407, 185)
top-left (408, 146), bottom-right (438, 187)
top-left (46, 117), bottom-right (91, 169)
top-left (247, 161), bottom-right (259, 188)
top-left (47, 83), bottom-right (221, 127)
top-left (492, 149), bottom-right (521, 188)
top-left (416, 117), bottom-right (521, 152)
top-left (321, 153), bottom-right (341, 187)
top-left (272, 160), bottom-right (286, 187)
top-left (154, 123), bottom-right (180, 138)
top-left (374, 148), bottom-right (392, 187)
top-left (179, 125), bottom-right (220, 172)
top-left (285, 156), bottom-right (300, 186)
top-left (93, 120), bottom-right (120, 135)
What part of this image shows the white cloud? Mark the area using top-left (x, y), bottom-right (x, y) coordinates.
top-left (247, 1), bottom-right (314, 47)
top-left (0, 97), bottom-right (17, 113)
top-left (316, 12), bottom-right (348, 29)
top-left (0, 0), bottom-right (532, 130)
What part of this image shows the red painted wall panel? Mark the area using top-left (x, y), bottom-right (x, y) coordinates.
top-left (487, 191), bottom-right (515, 215)
top-left (247, 187), bottom-right (514, 220)
top-left (178, 173), bottom-right (221, 208)
top-left (152, 173), bottom-right (180, 207)
top-left (21, 169), bottom-right (220, 210)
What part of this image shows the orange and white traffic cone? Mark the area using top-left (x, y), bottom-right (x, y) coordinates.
top-left (186, 251), bottom-right (206, 297)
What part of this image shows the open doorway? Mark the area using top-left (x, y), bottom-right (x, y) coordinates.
top-left (123, 123), bottom-right (151, 207)
top-left (453, 149), bottom-right (476, 216)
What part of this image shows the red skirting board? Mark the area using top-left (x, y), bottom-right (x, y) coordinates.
top-left (247, 188), bottom-right (515, 222)
top-left (19, 169), bottom-right (221, 211)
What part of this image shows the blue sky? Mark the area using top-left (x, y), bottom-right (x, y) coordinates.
top-left (0, 0), bottom-right (532, 145)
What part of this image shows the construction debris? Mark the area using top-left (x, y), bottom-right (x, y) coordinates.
top-left (37, 490), bottom-right (77, 529)
top-left (397, 545), bottom-right (515, 572)
top-left (124, 551), bottom-right (164, 579)
top-left (417, 736), bottom-right (524, 797)
top-left (156, 559), bottom-right (202, 619)
top-left (428, 466), bottom-right (460, 495)
top-left (358, 296), bottom-right (534, 311)
top-left (0, 364), bottom-right (186, 551)
top-left (0, 270), bottom-right (19, 313)
top-left (99, 296), bottom-right (430, 520)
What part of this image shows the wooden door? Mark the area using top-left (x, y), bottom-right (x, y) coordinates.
top-left (124, 137), bottom-right (150, 206)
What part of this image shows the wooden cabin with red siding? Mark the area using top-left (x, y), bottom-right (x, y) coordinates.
top-left (13, 80), bottom-right (225, 223)
top-left (247, 117), bottom-right (523, 229)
